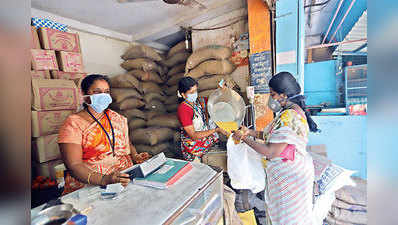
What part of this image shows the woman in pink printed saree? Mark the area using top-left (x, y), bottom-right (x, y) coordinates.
top-left (233, 72), bottom-right (320, 225)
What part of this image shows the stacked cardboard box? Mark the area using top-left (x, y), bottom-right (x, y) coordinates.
top-left (31, 25), bottom-right (86, 180)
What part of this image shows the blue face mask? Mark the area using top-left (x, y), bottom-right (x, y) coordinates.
top-left (87, 93), bottom-right (113, 113)
top-left (186, 92), bottom-right (198, 103)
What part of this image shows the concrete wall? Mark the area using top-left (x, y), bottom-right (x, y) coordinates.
top-left (308, 116), bottom-right (367, 179)
top-left (69, 28), bottom-right (130, 77)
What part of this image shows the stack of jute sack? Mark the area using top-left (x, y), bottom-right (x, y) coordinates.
top-left (116, 44), bottom-right (181, 158)
top-left (115, 44), bottom-right (165, 130)
top-left (132, 41), bottom-right (191, 158)
top-left (325, 177), bottom-right (367, 225)
top-left (30, 24), bottom-right (86, 182)
top-left (185, 45), bottom-right (237, 98)
top-left (162, 41), bottom-right (191, 113)
top-left (305, 145), bottom-right (367, 225)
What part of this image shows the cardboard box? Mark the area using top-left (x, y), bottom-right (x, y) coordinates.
top-left (32, 134), bottom-right (62, 163)
top-left (38, 27), bottom-right (81, 52)
top-left (31, 110), bottom-right (73, 137)
top-left (31, 70), bottom-right (51, 79)
top-left (73, 77), bottom-right (85, 108)
top-left (31, 79), bottom-right (79, 111)
top-left (50, 71), bottom-right (86, 80)
top-left (33, 159), bottom-right (64, 179)
top-left (31, 49), bottom-right (58, 71)
top-left (57, 51), bottom-right (84, 73)
top-left (31, 26), bottom-right (41, 49)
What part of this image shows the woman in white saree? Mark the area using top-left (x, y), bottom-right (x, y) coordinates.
top-left (233, 72), bottom-right (320, 225)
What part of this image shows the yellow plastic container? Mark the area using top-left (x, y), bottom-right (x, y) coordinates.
top-left (238, 210), bottom-right (257, 225)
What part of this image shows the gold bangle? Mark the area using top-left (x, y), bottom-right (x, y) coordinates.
top-left (87, 171), bottom-right (95, 184)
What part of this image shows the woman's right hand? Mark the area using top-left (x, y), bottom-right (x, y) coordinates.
top-left (134, 152), bottom-right (151, 164)
top-left (240, 125), bottom-right (250, 136)
top-left (104, 171), bottom-right (130, 187)
top-left (240, 125), bottom-right (255, 137)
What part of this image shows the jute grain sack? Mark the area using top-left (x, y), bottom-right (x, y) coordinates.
top-left (329, 206), bottom-right (367, 225)
top-left (165, 85), bottom-right (178, 96)
top-left (163, 52), bottom-right (190, 68)
top-left (135, 142), bottom-right (173, 155)
top-left (165, 95), bottom-right (179, 105)
top-left (32, 110), bottom-right (73, 137)
top-left (199, 89), bottom-right (216, 98)
top-left (31, 79), bottom-right (79, 111)
top-left (144, 100), bottom-right (167, 113)
top-left (186, 45), bottom-right (232, 70)
top-left (121, 58), bottom-right (162, 74)
top-left (167, 41), bottom-right (187, 58)
top-left (128, 118), bottom-right (147, 130)
top-left (121, 44), bottom-right (162, 61)
top-left (145, 110), bottom-right (164, 120)
top-left (32, 134), bottom-right (61, 163)
top-left (109, 74), bottom-right (141, 91)
top-left (167, 63), bottom-right (186, 77)
top-left (127, 70), bottom-right (163, 84)
top-left (185, 60), bottom-right (235, 79)
top-left (147, 114), bottom-right (181, 129)
top-left (141, 82), bottom-right (163, 94)
top-left (111, 88), bottom-right (142, 103)
top-left (111, 98), bottom-right (145, 111)
top-left (166, 104), bottom-right (179, 112)
top-left (198, 75), bottom-right (225, 91)
top-left (160, 65), bottom-right (169, 78)
top-left (143, 92), bottom-right (167, 103)
top-left (166, 73), bottom-right (184, 86)
top-left (335, 177), bottom-right (367, 206)
top-left (131, 127), bottom-right (174, 146)
top-left (122, 109), bottom-right (146, 120)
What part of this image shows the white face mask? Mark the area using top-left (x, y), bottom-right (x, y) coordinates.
top-left (186, 92), bottom-right (198, 103)
top-left (84, 93), bottom-right (113, 113)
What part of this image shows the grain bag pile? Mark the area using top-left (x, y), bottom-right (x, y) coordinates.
top-left (118, 43), bottom-right (185, 158)
top-left (161, 41), bottom-right (191, 114)
top-left (184, 45), bottom-right (239, 97)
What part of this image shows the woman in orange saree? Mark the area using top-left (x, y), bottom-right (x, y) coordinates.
top-left (58, 74), bottom-right (149, 195)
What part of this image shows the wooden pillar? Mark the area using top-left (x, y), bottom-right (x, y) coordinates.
top-left (247, 0), bottom-right (274, 131)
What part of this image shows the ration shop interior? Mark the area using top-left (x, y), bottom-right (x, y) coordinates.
top-left (29, 0), bottom-right (367, 224)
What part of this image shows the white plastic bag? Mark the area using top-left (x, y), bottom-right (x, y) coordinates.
top-left (226, 135), bottom-right (265, 193)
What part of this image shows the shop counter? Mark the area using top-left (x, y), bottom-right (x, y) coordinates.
top-left (32, 162), bottom-right (224, 225)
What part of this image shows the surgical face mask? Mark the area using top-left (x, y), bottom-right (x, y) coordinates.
top-left (268, 96), bottom-right (282, 112)
top-left (186, 92), bottom-right (198, 103)
top-left (85, 93), bottom-right (113, 113)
